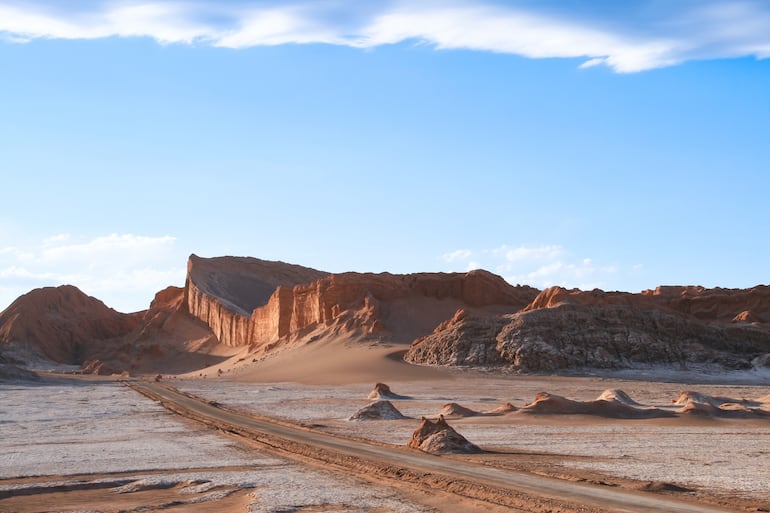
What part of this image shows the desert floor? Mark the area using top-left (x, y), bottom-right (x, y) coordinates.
top-left (2, 341), bottom-right (769, 512)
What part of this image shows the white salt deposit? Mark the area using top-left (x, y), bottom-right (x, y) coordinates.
top-left (0, 378), bottom-right (434, 512)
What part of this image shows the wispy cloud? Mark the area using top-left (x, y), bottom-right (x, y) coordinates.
top-left (1, 1), bottom-right (770, 71)
top-left (443, 243), bottom-right (619, 291)
top-left (0, 233), bottom-right (185, 313)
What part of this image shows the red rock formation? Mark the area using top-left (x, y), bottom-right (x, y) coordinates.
top-left (407, 284), bottom-right (770, 371)
top-left (0, 285), bottom-right (140, 364)
top-left (407, 415), bottom-right (481, 454)
top-left (184, 255), bottom-right (538, 349)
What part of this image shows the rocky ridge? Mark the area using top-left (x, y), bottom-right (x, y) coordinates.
top-left (184, 254), bottom-right (538, 350)
top-left (406, 285), bottom-right (770, 371)
top-left (2, 254), bottom-right (768, 376)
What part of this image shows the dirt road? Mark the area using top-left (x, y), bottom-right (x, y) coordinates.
top-left (127, 380), bottom-right (734, 513)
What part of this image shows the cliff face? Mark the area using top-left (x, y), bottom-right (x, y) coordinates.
top-left (0, 285), bottom-right (140, 364)
top-left (183, 255), bottom-right (538, 348)
top-left (406, 285), bottom-right (770, 371)
top-left (184, 254), bottom-right (329, 347)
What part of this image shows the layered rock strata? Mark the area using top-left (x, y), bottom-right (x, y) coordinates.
top-left (406, 285), bottom-right (770, 371)
top-left (184, 255), bottom-right (538, 348)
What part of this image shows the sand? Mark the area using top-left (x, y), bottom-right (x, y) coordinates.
top-left (8, 334), bottom-right (770, 512)
top-left (167, 339), bottom-right (770, 509)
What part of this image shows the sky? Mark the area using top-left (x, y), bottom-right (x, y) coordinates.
top-left (1, 0), bottom-right (769, 313)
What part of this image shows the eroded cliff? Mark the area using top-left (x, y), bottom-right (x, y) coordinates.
top-left (183, 255), bottom-right (538, 348)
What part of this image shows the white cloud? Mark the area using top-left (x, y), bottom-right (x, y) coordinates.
top-left (0, 233), bottom-right (185, 313)
top-left (442, 248), bottom-right (472, 263)
top-left (0, 1), bottom-right (769, 72)
top-left (442, 243), bottom-right (619, 291)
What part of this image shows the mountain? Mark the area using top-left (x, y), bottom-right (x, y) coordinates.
top-left (184, 254), bottom-right (539, 350)
top-left (2, 255), bottom-right (768, 376)
top-left (0, 285), bottom-right (139, 365)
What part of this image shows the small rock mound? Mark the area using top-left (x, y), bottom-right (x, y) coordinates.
top-left (407, 415), bottom-right (481, 454)
top-left (484, 402), bottom-right (518, 415)
top-left (348, 400), bottom-right (408, 421)
top-left (676, 398), bottom-right (768, 418)
top-left (367, 382), bottom-right (410, 400)
top-left (435, 402), bottom-right (480, 418)
top-left (673, 391), bottom-right (757, 407)
top-left (596, 389), bottom-right (642, 406)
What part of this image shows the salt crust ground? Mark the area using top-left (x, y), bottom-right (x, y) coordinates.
top-left (0, 378), bottom-right (434, 513)
top-left (175, 371), bottom-right (770, 501)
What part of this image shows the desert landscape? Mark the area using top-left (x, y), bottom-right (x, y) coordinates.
top-left (1, 255), bottom-right (769, 512)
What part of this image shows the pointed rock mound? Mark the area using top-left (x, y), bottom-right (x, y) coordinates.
top-left (367, 382), bottom-right (410, 400)
top-left (435, 402), bottom-right (481, 418)
top-left (407, 415), bottom-right (481, 454)
top-left (348, 400), bottom-right (408, 421)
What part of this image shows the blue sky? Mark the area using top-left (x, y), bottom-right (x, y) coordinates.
top-left (1, 1), bottom-right (769, 313)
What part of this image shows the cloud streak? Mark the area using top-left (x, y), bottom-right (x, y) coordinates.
top-left (0, 233), bottom-right (185, 313)
top-left (1, 1), bottom-right (770, 71)
top-left (443, 243), bottom-right (619, 291)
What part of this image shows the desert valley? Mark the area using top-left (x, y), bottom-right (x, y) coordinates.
top-left (1, 255), bottom-right (769, 513)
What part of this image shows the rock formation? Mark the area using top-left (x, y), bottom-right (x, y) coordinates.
top-left (0, 285), bottom-right (140, 364)
top-left (3, 253), bottom-right (768, 376)
top-left (348, 400), bottom-right (409, 421)
top-left (184, 254), bottom-right (538, 350)
top-left (484, 402), bottom-right (518, 415)
top-left (518, 392), bottom-right (675, 419)
top-left (406, 285), bottom-right (770, 371)
top-left (435, 402), bottom-right (481, 418)
top-left (367, 382), bottom-right (410, 400)
top-left (407, 416), bottom-right (481, 454)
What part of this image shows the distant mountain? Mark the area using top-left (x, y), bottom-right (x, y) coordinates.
top-left (0, 285), bottom-right (139, 364)
top-left (2, 254), bottom-right (769, 375)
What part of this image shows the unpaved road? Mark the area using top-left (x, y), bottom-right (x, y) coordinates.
top-left (128, 380), bottom-right (734, 513)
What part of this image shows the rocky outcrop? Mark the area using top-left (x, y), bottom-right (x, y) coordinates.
top-left (0, 285), bottom-right (140, 364)
top-left (406, 309), bottom-right (508, 366)
top-left (407, 416), bottom-right (481, 454)
top-left (90, 286), bottom-right (227, 375)
top-left (406, 285), bottom-right (770, 371)
top-left (435, 403), bottom-right (481, 418)
top-left (643, 285), bottom-right (770, 323)
top-left (367, 383), bottom-right (410, 400)
top-left (348, 400), bottom-right (409, 421)
top-left (184, 254), bottom-right (328, 347)
top-left (184, 255), bottom-right (538, 349)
